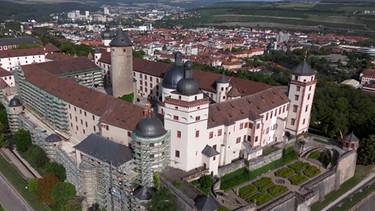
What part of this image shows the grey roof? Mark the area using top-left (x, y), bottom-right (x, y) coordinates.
top-left (201, 145), bottom-right (220, 157)
top-left (134, 186), bottom-right (152, 200)
top-left (345, 132), bottom-right (359, 142)
top-left (45, 134), bottom-right (62, 143)
top-left (133, 115), bottom-right (167, 138)
top-left (194, 195), bottom-right (220, 211)
top-left (217, 75), bottom-right (229, 84)
top-left (8, 97), bottom-right (21, 107)
top-left (109, 28), bottom-right (132, 47)
top-left (101, 24), bottom-right (114, 39)
top-left (162, 52), bottom-right (184, 89)
top-left (292, 60), bottom-right (315, 76)
top-left (74, 133), bottom-right (133, 166)
top-left (177, 61), bottom-right (200, 95)
top-left (0, 37), bottom-right (42, 46)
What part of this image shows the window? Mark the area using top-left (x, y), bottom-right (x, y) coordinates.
top-left (303, 118), bottom-right (306, 124)
top-left (291, 118), bottom-right (296, 126)
top-left (177, 130), bottom-right (181, 138)
top-left (84, 111), bottom-right (86, 116)
top-left (293, 105), bottom-right (298, 113)
top-left (106, 125), bottom-right (109, 130)
top-left (92, 115), bottom-right (95, 120)
top-left (296, 86), bottom-right (301, 91)
top-left (81, 120), bottom-right (83, 125)
top-left (270, 111), bottom-right (273, 118)
top-left (93, 126), bottom-right (96, 131)
top-left (209, 132), bottom-right (213, 139)
top-left (295, 95), bottom-right (299, 101)
top-left (255, 136), bottom-right (258, 142)
top-left (245, 122), bottom-right (248, 128)
top-left (266, 113), bottom-right (268, 120)
top-left (266, 127), bottom-right (269, 134)
top-left (236, 137), bottom-right (241, 143)
top-left (128, 131), bottom-right (132, 136)
top-left (240, 123), bottom-right (243, 129)
top-left (85, 122), bottom-right (88, 127)
top-left (257, 123), bottom-right (260, 129)
top-left (175, 150), bottom-right (180, 158)
top-left (309, 86), bottom-right (312, 91)
top-left (83, 129), bottom-right (85, 134)
top-left (195, 130), bottom-right (200, 138)
top-left (69, 114), bottom-right (72, 119)
top-left (213, 145), bottom-right (217, 150)
top-left (75, 116), bottom-right (77, 122)
top-left (218, 129), bottom-right (222, 136)
top-left (195, 116), bottom-right (200, 121)
top-left (80, 109), bottom-right (82, 114)
top-left (305, 105), bottom-right (309, 112)
top-left (173, 115), bottom-right (179, 120)
top-left (307, 94), bottom-right (311, 100)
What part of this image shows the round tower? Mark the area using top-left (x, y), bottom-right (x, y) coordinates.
top-left (110, 28), bottom-right (134, 98)
top-left (216, 75), bottom-right (229, 102)
top-left (132, 108), bottom-right (170, 186)
top-left (8, 96), bottom-right (23, 132)
top-left (101, 24), bottom-right (114, 48)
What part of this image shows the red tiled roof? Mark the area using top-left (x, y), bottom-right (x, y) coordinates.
top-left (0, 47), bottom-right (45, 58)
top-left (24, 57), bottom-right (99, 75)
top-left (21, 66), bottom-right (144, 130)
top-left (208, 87), bottom-right (289, 128)
top-left (44, 43), bottom-right (60, 52)
top-left (0, 67), bottom-right (12, 77)
top-left (45, 52), bottom-right (75, 61)
top-left (98, 52), bottom-right (271, 96)
top-left (362, 68), bottom-right (375, 78)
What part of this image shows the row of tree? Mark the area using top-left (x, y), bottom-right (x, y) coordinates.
top-left (12, 129), bottom-right (81, 210)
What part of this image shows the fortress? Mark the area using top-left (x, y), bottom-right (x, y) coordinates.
top-left (0, 29), bottom-right (357, 210)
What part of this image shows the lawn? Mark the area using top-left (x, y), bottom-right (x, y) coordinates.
top-left (303, 165), bottom-right (320, 178)
top-left (190, 179), bottom-right (210, 195)
top-left (238, 185), bottom-right (257, 198)
top-left (252, 177), bottom-right (273, 189)
top-left (289, 174), bottom-right (308, 185)
top-left (0, 153), bottom-right (50, 211)
top-left (274, 167), bottom-right (294, 178)
top-left (268, 185), bottom-right (288, 197)
top-left (288, 161), bottom-right (309, 173)
top-left (248, 193), bottom-right (273, 205)
top-left (308, 150), bottom-right (321, 159)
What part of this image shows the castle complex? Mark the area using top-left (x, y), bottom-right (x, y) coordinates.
top-left (1, 29), bottom-right (321, 210)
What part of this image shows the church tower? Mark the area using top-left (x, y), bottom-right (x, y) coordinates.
top-left (110, 28), bottom-right (134, 98)
top-left (286, 61), bottom-right (316, 136)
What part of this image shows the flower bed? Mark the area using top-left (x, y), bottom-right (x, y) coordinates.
top-left (252, 177), bottom-right (273, 189)
top-left (288, 161), bottom-right (309, 173)
top-left (274, 167), bottom-right (294, 178)
top-left (289, 174), bottom-right (308, 185)
top-left (248, 193), bottom-right (273, 205)
top-left (303, 165), bottom-right (320, 178)
top-left (267, 185), bottom-right (288, 197)
top-left (238, 185), bottom-right (257, 198)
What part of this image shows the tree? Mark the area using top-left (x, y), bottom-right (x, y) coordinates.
top-left (133, 49), bottom-right (145, 58)
top-left (36, 173), bottom-right (60, 205)
top-left (27, 178), bottom-right (39, 193)
top-left (147, 187), bottom-right (177, 211)
top-left (13, 129), bottom-right (31, 152)
top-left (28, 145), bottom-right (49, 168)
top-left (45, 162), bottom-right (66, 181)
top-left (0, 133), bottom-right (8, 148)
top-left (357, 135), bottom-right (375, 165)
top-left (198, 175), bottom-right (214, 188)
top-left (51, 182), bottom-right (76, 208)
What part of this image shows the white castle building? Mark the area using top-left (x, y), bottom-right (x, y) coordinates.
top-left (4, 29), bottom-right (316, 210)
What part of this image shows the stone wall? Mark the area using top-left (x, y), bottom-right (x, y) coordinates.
top-left (218, 159), bottom-right (246, 177)
top-left (248, 149), bottom-right (282, 171)
top-left (336, 150), bottom-right (357, 186)
top-left (160, 175), bottom-right (196, 211)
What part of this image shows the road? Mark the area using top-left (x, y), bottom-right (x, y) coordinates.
top-left (356, 194), bottom-right (375, 211)
top-left (0, 172), bottom-right (33, 211)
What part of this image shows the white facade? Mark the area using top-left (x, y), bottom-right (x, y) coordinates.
top-left (0, 51), bottom-right (45, 71)
top-left (286, 72), bottom-right (316, 136)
